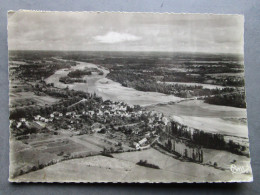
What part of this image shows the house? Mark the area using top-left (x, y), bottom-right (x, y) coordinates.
top-left (97, 110), bottom-right (103, 116)
top-left (35, 121), bottom-right (46, 128)
top-left (145, 132), bottom-right (151, 138)
top-left (66, 112), bottom-right (72, 116)
top-left (52, 111), bottom-right (59, 116)
top-left (148, 118), bottom-right (154, 124)
top-left (17, 122), bottom-right (22, 128)
top-left (138, 138), bottom-right (148, 146)
top-left (133, 142), bottom-right (140, 150)
top-left (34, 115), bottom-right (41, 121)
top-left (27, 121), bottom-right (46, 130)
top-left (104, 110), bottom-right (110, 115)
top-left (138, 111), bottom-right (143, 115)
top-left (91, 123), bottom-right (103, 132)
top-left (119, 106), bottom-right (127, 111)
top-left (162, 117), bottom-right (169, 125)
top-left (124, 113), bottom-right (130, 117)
top-left (40, 117), bottom-right (46, 122)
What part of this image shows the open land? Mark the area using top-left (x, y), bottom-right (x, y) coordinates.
top-left (15, 148), bottom-right (252, 183)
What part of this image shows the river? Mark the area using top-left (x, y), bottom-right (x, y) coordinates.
top-left (45, 61), bottom-right (248, 138)
top-left (45, 61), bottom-right (182, 106)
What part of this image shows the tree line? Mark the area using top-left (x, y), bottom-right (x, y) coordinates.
top-left (170, 121), bottom-right (248, 156)
top-left (204, 93), bottom-right (246, 108)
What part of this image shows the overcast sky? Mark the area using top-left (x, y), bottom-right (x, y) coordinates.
top-left (8, 11), bottom-right (244, 54)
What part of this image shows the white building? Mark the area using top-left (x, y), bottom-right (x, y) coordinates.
top-left (34, 115), bottom-right (41, 121)
top-left (138, 138), bottom-right (148, 146)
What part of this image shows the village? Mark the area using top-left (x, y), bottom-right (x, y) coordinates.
top-left (10, 84), bottom-right (169, 152)
top-left (11, 77), bottom-right (217, 167)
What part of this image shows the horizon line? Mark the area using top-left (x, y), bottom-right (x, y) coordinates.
top-left (8, 49), bottom-right (243, 56)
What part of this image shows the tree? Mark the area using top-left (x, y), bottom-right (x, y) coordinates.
top-left (184, 149), bottom-right (188, 157)
top-left (167, 139), bottom-right (172, 150)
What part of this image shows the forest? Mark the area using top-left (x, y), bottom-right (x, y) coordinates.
top-left (204, 93), bottom-right (246, 108)
top-left (67, 69), bottom-right (92, 78)
top-left (59, 76), bottom-right (87, 84)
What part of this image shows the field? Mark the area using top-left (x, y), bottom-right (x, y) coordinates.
top-left (9, 130), bottom-right (120, 178)
top-left (14, 148), bottom-right (252, 183)
top-left (10, 91), bottom-right (59, 108)
top-left (9, 72), bottom-right (59, 110)
top-left (202, 148), bottom-right (252, 170)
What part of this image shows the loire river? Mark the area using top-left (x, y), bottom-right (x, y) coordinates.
top-left (45, 61), bottom-right (248, 138)
top-left (45, 61), bottom-right (182, 106)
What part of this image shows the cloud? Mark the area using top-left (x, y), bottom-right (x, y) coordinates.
top-left (94, 31), bottom-right (141, 44)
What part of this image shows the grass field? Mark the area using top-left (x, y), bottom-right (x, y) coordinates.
top-left (13, 148), bottom-right (252, 183)
top-left (203, 148), bottom-right (252, 170)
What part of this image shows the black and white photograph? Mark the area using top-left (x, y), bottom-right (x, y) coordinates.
top-left (8, 11), bottom-right (253, 183)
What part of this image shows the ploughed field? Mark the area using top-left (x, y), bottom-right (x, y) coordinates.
top-left (9, 130), bottom-right (131, 179)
